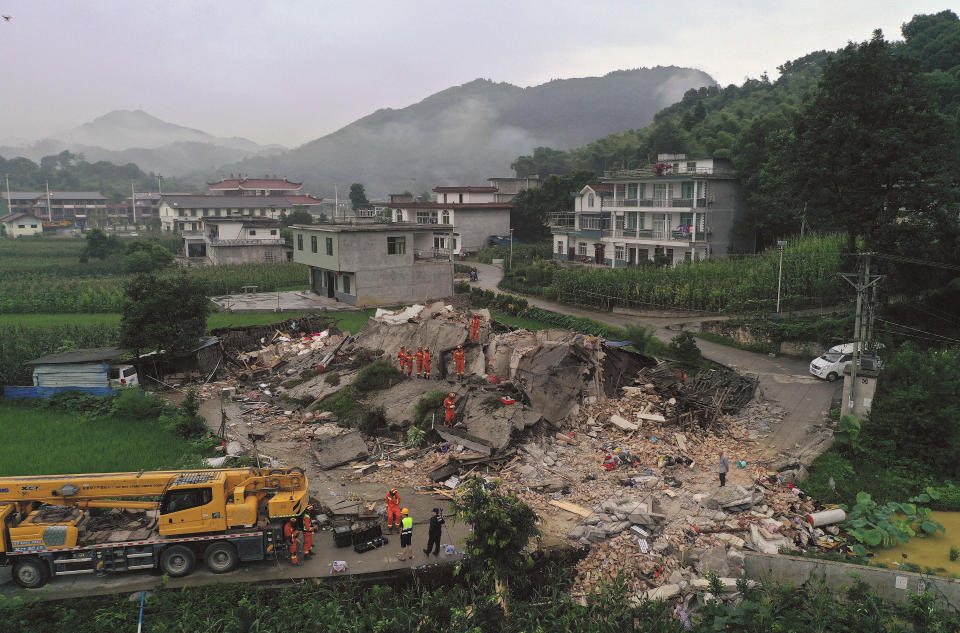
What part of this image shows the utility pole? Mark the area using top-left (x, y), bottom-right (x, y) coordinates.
top-left (157, 173), bottom-right (163, 195)
top-left (45, 181), bottom-right (52, 222)
top-left (131, 182), bottom-right (136, 227)
top-left (4, 174), bottom-right (10, 214)
top-left (838, 253), bottom-right (883, 415)
top-left (509, 227), bottom-right (515, 272)
top-left (775, 240), bottom-right (787, 320)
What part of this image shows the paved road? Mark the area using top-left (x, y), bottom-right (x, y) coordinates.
top-left (471, 262), bottom-right (838, 453)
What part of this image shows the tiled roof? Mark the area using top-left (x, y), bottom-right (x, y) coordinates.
top-left (5, 191), bottom-right (107, 200)
top-left (585, 183), bottom-right (615, 193)
top-left (285, 195), bottom-right (324, 205)
top-left (160, 195), bottom-right (292, 209)
top-left (208, 177), bottom-right (302, 190)
top-left (432, 186), bottom-right (498, 193)
top-left (386, 202), bottom-right (512, 210)
top-left (0, 212), bottom-right (41, 222)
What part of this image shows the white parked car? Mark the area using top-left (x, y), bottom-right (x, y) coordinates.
top-left (108, 364), bottom-right (139, 386)
top-left (809, 343), bottom-right (881, 382)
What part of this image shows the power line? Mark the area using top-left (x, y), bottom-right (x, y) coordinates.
top-left (872, 252), bottom-right (960, 273)
top-left (875, 318), bottom-right (960, 345)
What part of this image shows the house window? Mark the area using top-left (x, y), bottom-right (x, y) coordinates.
top-left (343, 275), bottom-right (351, 294)
top-left (681, 182), bottom-right (694, 199)
top-left (687, 162), bottom-right (697, 172)
top-left (270, 229), bottom-right (277, 235)
top-left (577, 242), bottom-right (587, 256)
top-left (615, 245), bottom-right (625, 260)
top-left (556, 240), bottom-right (563, 254)
top-left (18, 224), bottom-right (25, 228)
top-left (395, 210), bottom-right (403, 222)
top-left (587, 193), bottom-right (595, 208)
top-left (310, 235), bottom-right (317, 253)
top-left (441, 210), bottom-right (450, 224)
top-left (627, 183), bottom-right (638, 199)
top-left (297, 234), bottom-right (303, 250)
top-left (387, 236), bottom-right (406, 255)
top-left (433, 236), bottom-right (447, 249)
top-left (264, 251), bottom-right (275, 261)
top-left (639, 183), bottom-right (646, 199)
top-left (325, 237), bottom-right (333, 255)
top-left (249, 230), bottom-right (257, 236)
top-left (626, 213), bottom-right (637, 230)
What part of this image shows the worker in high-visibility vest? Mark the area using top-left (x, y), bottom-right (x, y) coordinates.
top-left (443, 392), bottom-right (457, 427)
top-left (301, 505), bottom-right (316, 558)
top-left (385, 488), bottom-right (402, 532)
top-left (398, 508), bottom-right (414, 561)
top-left (284, 516), bottom-right (301, 565)
top-left (421, 347), bottom-right (431, 378)
top-left (414, 346), bottom-right (424, 378)
top-left (453, 345), bottom-right (466, 379)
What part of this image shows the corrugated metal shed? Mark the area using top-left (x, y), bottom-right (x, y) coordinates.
top-left (32, 362), bottom-right (110, 388)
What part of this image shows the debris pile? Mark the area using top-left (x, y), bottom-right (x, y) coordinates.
top-left (635, 363), bottom-right (758, 428)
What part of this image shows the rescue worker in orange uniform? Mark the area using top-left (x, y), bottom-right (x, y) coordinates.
top-left (414, 346), bottom-right (424, 379)
top-left (443, 392), bottom-right (457, 427)
top-left (284, 516), bottom-right (301, 565)
top-left (386, 488), bottom-right (402, 532)
top-left (421, 347), bottom-right (431, 378)
top-left (470, 314), bottom-right (482, 342)
top-left (404, 347), bottom-right (414, 378)
top-left (301, 505), bottom-right (316, 558)
top-left (453, 344), bottom-right (466, 379)
top-left (397, 346), bottom-right (407, 372)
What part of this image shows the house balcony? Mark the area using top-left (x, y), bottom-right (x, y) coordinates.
top-left (207, 237), bottom-right (285, 246)
top-left (602, 228), bottom-right (706, 242)
top-left (604, 197), bottom-right (707, 209)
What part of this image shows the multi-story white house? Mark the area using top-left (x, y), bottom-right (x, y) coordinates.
top-left (158, 195), bottom-right (295, 233)
top-left (183, 217), bottom-right (286, 264)
top-left (550, 154), bottom-right (752, 266)
top-left (387, 186), bottom-right (511, 255)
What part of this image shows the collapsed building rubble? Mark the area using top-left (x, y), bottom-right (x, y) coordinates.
top-left (192, 305), bottom-right (836, 613)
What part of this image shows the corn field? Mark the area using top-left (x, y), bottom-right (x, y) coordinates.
top-left (0, 322), bottom-right (121, 385)
top-left (551, 234), bottom-right (848, 313)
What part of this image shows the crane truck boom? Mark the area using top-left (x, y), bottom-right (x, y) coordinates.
top-left (0, 467), bottom-right (308, 588)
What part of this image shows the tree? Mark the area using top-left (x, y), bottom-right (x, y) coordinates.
top-left (510, 170), bottom-right (595, 242)
top-left (123, 239), bottom-right (173, 273)
top-left (282, 208), bottom-right (313, 227)
top-left (81, 228), bottom-right (121, 261)
top-left (120, 272), bottom-right (210, 356)
top-left (788, 30), bottom-right (954, 252)
top-left (668, 331), bottom-right (702, 368)
top-left (348, 183), bottom-right (369, 210)
top-left (453, 477), bottom-right (539, 618)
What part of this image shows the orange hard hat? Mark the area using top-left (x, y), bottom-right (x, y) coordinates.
top-left (458, 344), bottom-right (463, 349)
top-left (449, 392), bottom-right (455, 397)
top-left (401, 507), bottom-right (409, 515)
top-left (390, 488), bottom-right (398, 494)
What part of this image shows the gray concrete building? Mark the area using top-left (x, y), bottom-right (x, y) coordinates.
top-left (184, 217), bottom-right (287, 265)
top-left (291, 222), bottom-right (454, 307)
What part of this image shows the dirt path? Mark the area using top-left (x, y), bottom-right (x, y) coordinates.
top-left (469, 262), bottom-right (839, 456)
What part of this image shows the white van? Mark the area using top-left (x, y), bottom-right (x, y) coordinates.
top-left (809, 344), bottom-right (881, 382)
top-left (108, 364), bottom-right (139, 386)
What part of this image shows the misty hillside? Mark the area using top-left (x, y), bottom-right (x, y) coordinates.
top-left (0, 110), bottom-right (286, 176)
top-left (217, 67), bottom-right (715, 196)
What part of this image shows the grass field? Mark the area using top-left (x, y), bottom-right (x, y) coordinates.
top-left (489, 310), bottom-right (556, 331)
top-left (0, 310), bottom-right (374, 331)
top-left (0, 403), bottom-right (199, 476)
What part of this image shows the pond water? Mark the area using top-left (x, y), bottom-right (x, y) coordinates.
top-left (872, 511), bottom-right (960, 576)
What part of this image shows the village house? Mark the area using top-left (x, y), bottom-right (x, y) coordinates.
top-left (0, 212), bottom-right (43, 237)
top-left (290, 222), bottom-right (453, 306)
top-left (3, 191), bottom-right (108, 229)
top-left (158, 194), bottom-right (295, 232)
top-left (550, 154), bottom-right (752, 266)
top-left (183, 217), bottom-right (286, 264)
top-left (387, 186), bottom-right (512, 255)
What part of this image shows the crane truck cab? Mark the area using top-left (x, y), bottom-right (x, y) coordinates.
top-left (0, 467), bottom-right (308, 588)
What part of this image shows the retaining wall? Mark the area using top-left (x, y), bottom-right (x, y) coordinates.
top-left (743, 551), bottom-right (960, 611)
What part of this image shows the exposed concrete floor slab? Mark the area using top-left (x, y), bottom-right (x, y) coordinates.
top-left (210, 291), bottom-right (351, 313)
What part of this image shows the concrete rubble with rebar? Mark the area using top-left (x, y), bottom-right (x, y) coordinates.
top-left (191, 304), bottom-right (835, 615)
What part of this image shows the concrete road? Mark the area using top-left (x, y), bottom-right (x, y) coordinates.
top-left (0, 489), bottom-right (466, 602)
top-left (470, 262), bottom-right (838, 453)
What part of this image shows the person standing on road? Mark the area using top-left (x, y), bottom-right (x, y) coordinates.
top-left (398, 508), bottom-right (414, 561)
top-left (423, 507), bottom-right (444, 556)
top-left (301, 505), bottom-right (316, 559)
top-left (385, 488), bottom-right (402, 532)
top-left (716, 449), bottom-right (730, 487)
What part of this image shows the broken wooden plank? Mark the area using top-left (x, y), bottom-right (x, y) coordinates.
top-left (608, 414), bottom-right (639, 431)
top-left (549, 500), bottom-right (592, 518)
top-left (638, 413), bottom-right (667, 423)
top-left (436, 427), bottom-right (492, 456)
top-left (674, 432), bottom-right (688, 453)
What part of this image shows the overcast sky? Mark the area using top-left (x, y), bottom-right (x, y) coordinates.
top-left (0, 1), bottom-right (949, 148)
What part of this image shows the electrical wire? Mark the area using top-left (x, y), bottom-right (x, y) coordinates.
top-left (874, 319), bottom-right (960, 344)
top-left (872, 252), bottom-right (960, 273)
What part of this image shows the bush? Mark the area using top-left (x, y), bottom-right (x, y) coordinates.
top-left (112, 387), bottom-right (162, 419)
top-left (407, 426), bottom-right (426, 448)
top-left (929, 484), bottom-right (960, 511)
top-left (668, 331), bottom-right (702, 366)
top-left (47, 390), bottom-right (115, 418)
top-left (623, 324), bottom-right (657, 354)
top-left (359, 406), bottom-right (388, 435)
top-left (160, 403), bottom-right (207, 439)
top-left (315, 386), bottom-right (360, 421)
top-left (454, 281), bottom-right (471, 294)
top-left (324, 372), bottom-right (341, 386)
top-left (354, 359), bottom-right (402, 392)
top-left (413, 389), bottom-right (449, 428)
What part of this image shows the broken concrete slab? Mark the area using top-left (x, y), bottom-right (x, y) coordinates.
top-left (314, 430), bottom-right (369, 469)
top-left (642, 584), bottom-right (680, 601)
top-left (609, 414), bottom-right (639, 431)
top-left (696, 545), bottom-right (730, 577)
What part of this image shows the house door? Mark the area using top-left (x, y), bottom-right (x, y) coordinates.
top-left (325, 272), bottom-right (335, 298)
top-left (567, 247), bottom-right (575, 261)
top-left (627, 247), bottom-right (636, 265)
top-left (594, 243), bottom-right (605, 264)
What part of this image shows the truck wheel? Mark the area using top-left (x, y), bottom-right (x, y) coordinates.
top-left (13, 557), bottom-right (49, 588)
top-left (204, 542), bottom-right (239, 574)
top-left (826, 372), bottom-right (838, 382)
top-left (160, 545), bottom-right (196, 577)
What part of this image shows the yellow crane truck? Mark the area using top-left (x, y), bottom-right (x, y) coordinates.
top-left (0, 467), bottom-right (308, 588)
